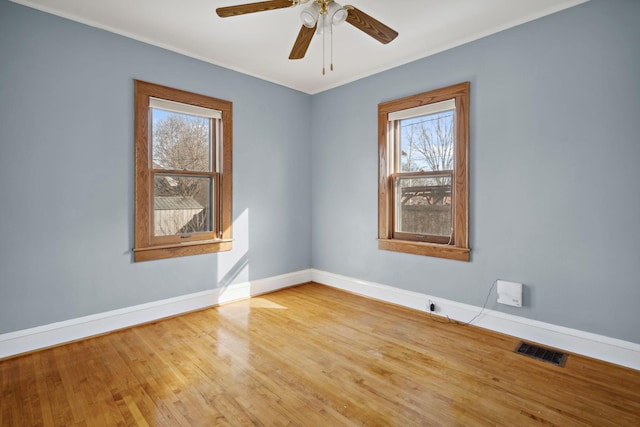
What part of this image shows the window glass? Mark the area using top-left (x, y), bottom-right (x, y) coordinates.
top-left (154, 175), bottom-right (212, 236)
top-left (398, 110), bottom-right (454, 173)
top-left (151, 109), bottom-right (212, 172)
top-left (395, 174), bottom-right (452, 238)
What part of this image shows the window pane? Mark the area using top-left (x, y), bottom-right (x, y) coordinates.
top-left (399, 110), bottom-right (454, 173)
top-left (395, 175), bottom-right (452, 237)
top-left (151, 109), bottom-right (211, 172)
top-left (154, 175), bottom-right (212, 236)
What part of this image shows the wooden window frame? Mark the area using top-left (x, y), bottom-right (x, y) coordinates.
top-left (133, 80), bottom-right (232, 262)
top-left (378, 82), bottom-right (470, 261)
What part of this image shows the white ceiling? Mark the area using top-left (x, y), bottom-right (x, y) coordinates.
top-left (12, 0), bottom-right (589, 94)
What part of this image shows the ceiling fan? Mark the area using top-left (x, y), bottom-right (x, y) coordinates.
top-left (216, 0), bottom-right (398, 72)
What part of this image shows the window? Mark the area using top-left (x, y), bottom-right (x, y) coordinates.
top-left (133, 81), bottom-right (232, 261)
top-left (378, 82), bottom-right (469, 261)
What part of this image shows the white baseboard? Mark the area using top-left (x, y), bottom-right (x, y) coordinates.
top-left (3, 268), bottom-right (638, 371)
top-left (0, 269), bottom-right (313, 359)
top-left (311, 269), bottom-right (640, 371)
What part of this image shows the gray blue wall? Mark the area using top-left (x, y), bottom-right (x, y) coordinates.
top-left (0, 0), bottom-right (312, 333)
top-left (311, 0), bottom-right (640, 344)
top-left (1, 0), bottom-right (639, 345)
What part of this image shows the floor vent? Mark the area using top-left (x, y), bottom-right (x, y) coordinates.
top-left (514, 341), bottom-right (567, 367)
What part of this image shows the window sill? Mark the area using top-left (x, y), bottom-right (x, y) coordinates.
top-left (378, 239), bottom-right (470, 262)
top-left (133, 239), bottom-right (232, 262)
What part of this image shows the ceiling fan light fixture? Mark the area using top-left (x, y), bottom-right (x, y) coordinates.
top-left (326, 2), bottom-right (347, 25)
top-left (300, 2), bottom-right (320, 28)
top-left (315, 13), bottom-right (328, 35)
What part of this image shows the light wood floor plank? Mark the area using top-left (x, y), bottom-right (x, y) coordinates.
top-left (1, 282), bottom-right (638, 426)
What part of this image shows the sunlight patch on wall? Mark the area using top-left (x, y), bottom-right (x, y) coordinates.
top-left (217, 208), bottom-right (250, 290)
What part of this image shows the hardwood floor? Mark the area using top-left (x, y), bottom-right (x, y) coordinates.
top-left (1, 282), bottom-right (639, 426)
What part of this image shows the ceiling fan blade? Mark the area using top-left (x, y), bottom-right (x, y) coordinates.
top-left (216, 0), bottom-right (294, 18)
top-left (345, 6), bottom-right (398, 44)
top-left (289, 24), bottom-right (316, 60)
